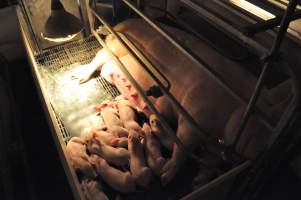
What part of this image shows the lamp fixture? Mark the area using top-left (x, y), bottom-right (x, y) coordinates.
top-left (41, 0), bottom-right (83, 42)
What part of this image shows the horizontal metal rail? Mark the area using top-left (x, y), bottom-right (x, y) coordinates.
top-left (245, 10), bottom-right (301, 35)
top-left (89, 7), bottom-right (211, 166)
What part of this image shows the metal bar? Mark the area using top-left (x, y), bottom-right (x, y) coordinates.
top-left (181, 161), bottom-right (251, 200)
top-left (245, 10), bottom-right (301, 35)
top-left (233, 0), bottom-right (300, 154)
top-left (214, 0), bottom-right (258, 23)
top-left (18, 0), bottom-right (40, 53)
top-left (212, 0), bottom-right (286, 47)
top-left (78, 0), bottom-right (91, 37)
top-left (89, 11), bottom-right (207, 164)
top-left (180, 0), bottom-right (269, 58)
top-left (118, 34), bottom-right (171, 90)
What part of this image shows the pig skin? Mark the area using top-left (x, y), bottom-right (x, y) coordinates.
top-left (89, 155), bottom-right (136, 193)
top-left (128, 129), bottom-right (152, 187)
top-left (81, 179), bottom-right (109, 200)
top-left (66, 137), bottom-right (97, 179)
top-left (86, 137), bottom-right (130, 167)
top-left (143, 123), bottom-right (166, 176)
top-left (74, 19), bottom-right (260, 184)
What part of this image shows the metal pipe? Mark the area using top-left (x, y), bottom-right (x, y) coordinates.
top-left (78, 0), bottom-right (92, 37)
top-left (245, 10), bottom-right (301, 36)
top-left (180, 0), bottom-right (269, 58)
top-left (123, 0), bottom-right (274, 131)
top-left (232, 0), bottom-right (299, 153)
top-left (118, 34), bottom-right (171, 90)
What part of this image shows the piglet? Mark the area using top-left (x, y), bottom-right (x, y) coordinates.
top-left (86, 137), bottom-right (129, 167)
top-left (143, 123), bottom-right (166, 176)
top-left (128, 129), bottom-right (152, 187)
top-left (89, 155), bottom-right (136, 193)
top-left (66, 137), bottom-right (97, 179)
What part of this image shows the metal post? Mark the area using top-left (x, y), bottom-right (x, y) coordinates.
top-left (78, 0), bottom-right (92, 36)
top-left (232, 0), bottom-right (299, 149)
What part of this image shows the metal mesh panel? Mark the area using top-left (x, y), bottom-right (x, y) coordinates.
top-left (34, 36), bottom-right (119, 143)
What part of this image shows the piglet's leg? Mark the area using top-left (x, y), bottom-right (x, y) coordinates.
top-left (143, 123), bottom-right (166, 176)
top-left (89, 155), bottom-right (136, 193)
top-left (128, 130), bottom-right (152, 187)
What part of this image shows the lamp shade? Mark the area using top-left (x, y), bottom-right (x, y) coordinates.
top-left (42, 0), bottom-right (83, 41)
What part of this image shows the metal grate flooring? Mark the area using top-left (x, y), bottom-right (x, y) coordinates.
top-left (34, 36), bottom-right (119, 143)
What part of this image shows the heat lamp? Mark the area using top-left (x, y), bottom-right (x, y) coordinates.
top-left (41, 0), bottom-right (83, 42)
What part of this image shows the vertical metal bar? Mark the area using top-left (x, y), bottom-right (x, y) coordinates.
top-left (233, 0), bottom-right (299, 155)
top-left (78, 0), bottom-right (92, 36)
